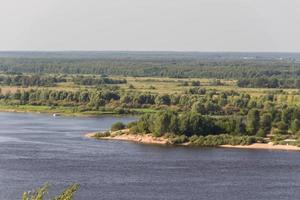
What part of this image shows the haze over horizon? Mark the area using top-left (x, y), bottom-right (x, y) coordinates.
top-left (1, 0), bottom-right (300, 52)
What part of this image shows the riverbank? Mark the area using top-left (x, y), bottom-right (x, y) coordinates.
top-left (0, 104), bottom-right (152, 117)
top-left (85, 130), bottom-right (169, 145)
top-left (86, 131), bottom-right (300, 151)
top-left (220, 143), bottom-right (300, 151)
top-left (0, 105), bottom-right (124, 117)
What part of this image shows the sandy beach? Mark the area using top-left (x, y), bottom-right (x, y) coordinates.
top-left (220, 143), bottom-right (300, 151)
top-left (85, 130), bottom-right (169, 145)
top-left (86, 131), bottom-right (300, 151)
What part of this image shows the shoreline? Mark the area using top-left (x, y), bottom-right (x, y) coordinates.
top-left (86, 132), bottom-right (300, 151)
top-left (219, 143), bottom-right (300, 151)
top-left (85, 130), bottom-right (169, 145)
top-left (0, 108), bottom-right (137, 118)
top-left (0, 108), bottom-right (93, 117)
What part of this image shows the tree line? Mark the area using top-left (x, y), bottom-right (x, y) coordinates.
top-left (0, 87), bottom-right (299, 118)
top-left (237, 77), bottom-right (300, 88)
top-left (73, 76), bottom-right (127, 86)
top-left (0, 75), bottom-right (66, 87)
top-left (1, 56), bottom-right (300, 79)
top-left (0, 74), bottom-right (128, 87)
top-left (129, 107), bottom-right (300, 139)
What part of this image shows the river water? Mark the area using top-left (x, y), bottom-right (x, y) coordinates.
top-left (1, 112), bottom-right (300, 200)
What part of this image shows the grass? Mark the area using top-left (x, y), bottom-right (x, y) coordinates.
top-left (131, 108), bottom-right (158, 114)
top-left (1, 75), bottom-right (298, 98)
top-left (0, 104), bottom-right (154, 117)
top-left (0, 104), bottom-right (118, 116)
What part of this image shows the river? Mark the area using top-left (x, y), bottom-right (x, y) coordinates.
top-left (1, 112), bottom-right (300, 200)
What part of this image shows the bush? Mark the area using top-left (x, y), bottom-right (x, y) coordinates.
top-left (191, 81), bottom-right (201, 86)
top-left (152, 131), bottom-right (163, 137)
top-left (169, 135), bottom-right (189, 144)
top-left (127, 121), bottom-right (137, 128)
top-left (111, 122), bottom-right (126, 131)
top-left (129, 126), bottom-right (139, 134)
top-left (23, 183), bottom-right (79, 200)
top-left (94, 131), bottom-right (111, 138)
top-left (128, 84), bottom-right (135, 89)
top-left (188, 134), bottom-right (259, 147)
top-left (115, 108), bottom-right (130, 114)
top-left (256, 129), bottom-right (266, 138)
top-left (276, 121), bottom-right (288, 134)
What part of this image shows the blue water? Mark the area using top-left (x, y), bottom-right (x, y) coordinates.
top-left (1, 112), bottom-right (300, 200)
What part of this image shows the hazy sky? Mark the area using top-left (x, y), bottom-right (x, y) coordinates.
top-left (1, 0), bottom-right (300, 52)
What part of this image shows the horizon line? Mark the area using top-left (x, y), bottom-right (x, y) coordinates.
top-left (1, 50), bottom-right (300, 54)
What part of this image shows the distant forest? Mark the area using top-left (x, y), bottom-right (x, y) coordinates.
top-left (0, 52), bottom-right (300, 79)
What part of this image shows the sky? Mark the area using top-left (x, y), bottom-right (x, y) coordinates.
top-left (1, 0), bottom-right (300, 52)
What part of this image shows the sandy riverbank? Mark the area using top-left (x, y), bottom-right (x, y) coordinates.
top-left (220, 143), bottom-right (300, 151)
top-left (85, 130), bottom-right (169, 145)
top-left (86, 131), bottom-right (300, 151)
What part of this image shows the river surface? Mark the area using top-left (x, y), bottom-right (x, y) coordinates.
top-left (1, 112), bottom-right (300, 200)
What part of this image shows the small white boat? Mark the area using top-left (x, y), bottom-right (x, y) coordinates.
top-left (53, 113), bottom-right (60, 117)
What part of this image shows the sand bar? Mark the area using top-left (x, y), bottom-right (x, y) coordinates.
top-left (85, 130), bottom-right (168, 145)
top-left (86, 131), bottom-right (300, 151)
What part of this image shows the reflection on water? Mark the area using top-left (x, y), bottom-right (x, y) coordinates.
top-left (0, 136), bottom-right (22, 143)
top-left (1, 112), bottom-right (300, 200)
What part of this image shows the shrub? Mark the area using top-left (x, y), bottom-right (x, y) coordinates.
top-left (256, 129), bottom-right (266, 138)
top-left (111, 122), bottom-right (126, 131)
top-left (188, 134), bottom-right (259, 147)
top-left (276, 121), bottom-right (288, 134)
top-left (94, 131), bottom-right (111, 138)
top-left (129, 126), bottom-right (139, 134)
top-left (23, 183), bottom-right (79, 200)
top-left (291, 119), bottom-right (300, 133)
top-left (191, 81), bottom-right (201, 86)
top-left (169, 135), bottom-right (189, 144)
top-left (115, 108), bottom-right (130, 114)
top-left (128, 84), bottom-right (135, 89)
top-left (127, 121), bottom-right (137, 128)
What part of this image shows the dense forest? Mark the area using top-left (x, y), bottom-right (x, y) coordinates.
top-left (0, 74), bottom-right (128, 87)
top-left (0, 75), bottom-right (66, 87)
top-left (73, 76), bottom-right (127, 86)
top-left (0, 52), bottom-right (300, 79)
top-left (126, 106), bottom-right (300, 146)
top-left (1, 86), bottom-right (294, 116)
top-left (237, 77), bottom-right (300, 89)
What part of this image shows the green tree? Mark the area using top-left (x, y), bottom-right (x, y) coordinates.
top-left (234, 117), bottom-right (246, 135)
top-left (155, 95), bottom-right (171, 105)
top-left (291, 119), bottom-right (300, 134)
top-left (256, 129), bottom-right (266, 137)
top-left (136, 114), bottom-right (152, 133)
top-left (260, 113), bottom-right (272, 134)
top-left (281, 108), bottom-right (293, 124)
top-left (111, 122), bottom-right (126, 131)
top-left (191, 80), bottom-right (200, 86)
top-left (191, 101), bottom-right (206, 114)
top-left (246, 109), bottom-right (260, 135)
top-left (23, 183), bottom-right (79, 200)
top-left (153, 111), bottom-right (177, 136)
top-left (277, 121), bottom-right (288, 134)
